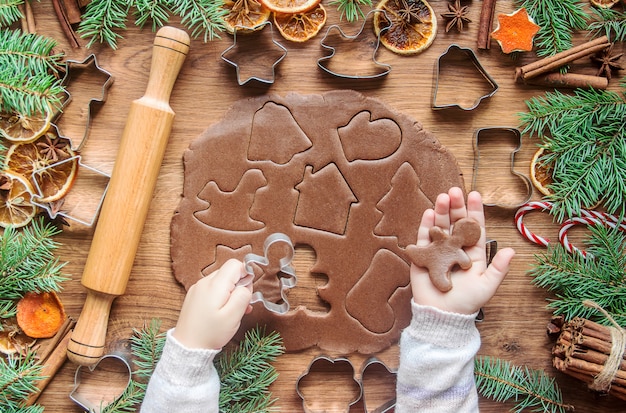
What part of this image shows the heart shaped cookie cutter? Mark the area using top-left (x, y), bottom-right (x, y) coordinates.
top-left (239, 232), bottom-right (297, 314)
top-left (69, 354), bottom-right (132, 412)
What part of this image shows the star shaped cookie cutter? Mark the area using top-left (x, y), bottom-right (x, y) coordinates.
top-left (238, 232), bottom-right (297, 314)
top-left (221, 21), bottom-right (288, 85)
top-left (317, 9), bottom-right (392, 79)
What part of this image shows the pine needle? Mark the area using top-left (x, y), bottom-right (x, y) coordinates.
top-left (588, 7), bottom-right (626, 42)
top-left (0, 351), bottom-right (45, 412)
top-left (475, 356), bottom-right (574, 413)
top-left (329, 0), bottom-right (372, 22)
top-left (169, 0), bottom-right (226, 42)
top-left (78, 0), bottom-right (130, 50)
top-left (0, 0), bottom-right (23, 28)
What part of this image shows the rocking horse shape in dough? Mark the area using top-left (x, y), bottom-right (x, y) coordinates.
top-left (405, 218), bottom-right (481, 292)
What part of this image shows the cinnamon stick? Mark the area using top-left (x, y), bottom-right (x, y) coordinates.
top-left (524, 73), bottom-right (609, 90)
top-left (51, 0), bottom-right (81, 48)
top-left (477, 0), bottom-right (497, 50)
top-left (515, 36), bottom-right (611, 81)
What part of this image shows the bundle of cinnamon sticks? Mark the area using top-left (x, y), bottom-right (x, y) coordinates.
top-left (552, 316), bottom-right (626, 401)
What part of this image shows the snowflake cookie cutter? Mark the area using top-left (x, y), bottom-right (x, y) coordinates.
top-left (69, 354), bottom-right (132, 413)
top-left (221, 21), bottom-right (288, 85)
top-left (432, 44), bottom-right (498, 110)
top-left (57, 53), bottom-right (114, 152)
top-left (238, 232), bottom-right (297, 314)
top-left (317, 9), bottom-right (392, 79)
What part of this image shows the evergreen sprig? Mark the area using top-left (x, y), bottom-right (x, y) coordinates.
top-left (529, 224), bottom-right (626, 327)
top-left (0, 29), bottom-right (66, 116)
top-left (515, 0), bottom-right (589, 57)
top-left (475, 356), bottom-right (573, 413)
top-left (589, 6), bottom-right (626, 43)
top-left (216, 326), bottom-right (284, 413)
top-left (168, 0), bottom-right (226, 42)
top-left (329, 0), bottom-right (372, 22)
top-left (519, 87), bottom-right (626, 221)
top-left (0, 218), bottom-right (68, 321)
top-left (134, 0), bottom-right (173, 31)
top-left (0, 351), bottom-right (45, 412)
top-left (77, 0), bottom-right (130, 50)
top-left (0, 0), bottom-right (23, 28)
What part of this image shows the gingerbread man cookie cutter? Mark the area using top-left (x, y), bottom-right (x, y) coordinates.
top-left (238, 232), bottom-right (297, 314)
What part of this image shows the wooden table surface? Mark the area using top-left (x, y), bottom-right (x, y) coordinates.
top-left (24, 1), bottom-right (624, 411)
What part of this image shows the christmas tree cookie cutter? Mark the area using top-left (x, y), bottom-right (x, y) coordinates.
top-left (221, 21), bottom-right (288, 85)
top-left (317, 9), bottom-right (392, 79)
top-left (57, 54), bottom-right (114, 152)
top-left (432, 44), bottom-right (498, 110)
top-left (238, 232), bottom-right (297, 314)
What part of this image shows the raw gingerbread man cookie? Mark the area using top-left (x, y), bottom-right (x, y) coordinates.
top-left (405, 217), bottom-right (481, 292)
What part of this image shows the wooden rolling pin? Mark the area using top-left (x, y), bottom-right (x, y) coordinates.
top-left (67, 26), bottom-right (190, 366)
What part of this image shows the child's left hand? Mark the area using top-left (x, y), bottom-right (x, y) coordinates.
top-left (173, 259), bottom-right (253, 350)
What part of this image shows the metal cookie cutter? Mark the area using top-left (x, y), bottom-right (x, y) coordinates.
top-left (432, 44), bottom-right (498, 110)
top-left (221, 21), bottom-right (288, 85)
top-left (239, 232), bottom-right (297, 314)
top-left (472, 127), bottom-right (532, 208)
top-left (58, 54), bottom-right (114, 152)
top-left (70, 354), bottom-right (132, 413)
top-left (361, 357), bottom-right (397, 413)
top-left (317, 9), bottom-right (392, 79)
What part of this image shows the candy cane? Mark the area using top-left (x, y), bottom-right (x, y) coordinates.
top-left (514, 201), bottom-right (553, 247)
top-left (559, 215), bottom-right (626, 258)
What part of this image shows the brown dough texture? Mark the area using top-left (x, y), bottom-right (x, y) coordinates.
top-left (171, 90), bottom-right (465, 353)
top-left (405, 218), bottom-right (481, 292)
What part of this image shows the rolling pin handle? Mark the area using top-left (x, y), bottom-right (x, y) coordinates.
top-left (67, 291), bottom-right (114, 366)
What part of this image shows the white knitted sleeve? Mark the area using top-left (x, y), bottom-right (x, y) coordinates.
top-left (140, 329), bottom-right (221, 413)
top-left (395, 301), bottom-right (481, 413)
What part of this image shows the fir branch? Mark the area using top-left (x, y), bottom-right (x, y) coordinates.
top-left (0, 30), bottom-right (65, 75)
top-left (475, 356), bottom-right (573, 413)
top-left (78, 0), bottom-right (131, 50)
top-left (130, 318), bottom-right (166, 381)
top-left (134, 0), bottom-right (174, 30)
top-left (170, 0), bottom-right (227, 42)
top-left (529, 225), bottom-right (626, 327)
top-left (588, 6), bottom-right (626, 43)
top-left (329, 0), bottom-right (372, 22)
top-left (101, 380), bottom-right (146, 413)
top-left (0, 218), bottom-right (68, 320)
top-left (216, 326), bottom-right (284, 413)
top-left (0, 0), bottom-right (23, 28)
top-left (0, 351), bottom-right (45, 411)
top-left (515, 0), bottom-right (589, 57)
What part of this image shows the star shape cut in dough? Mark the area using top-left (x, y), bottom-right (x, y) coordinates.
top-left (491, 8), bottom-right (540, 54)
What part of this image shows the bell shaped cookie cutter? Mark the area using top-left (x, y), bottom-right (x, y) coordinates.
top-left (317, 9), bottom-right (392, 79)
top-left (432, 44), bottom-right (498, 110)
top-left (221, 21), bottom-right (288, 85)
top-left (238, 232), bottom-right (297, 314)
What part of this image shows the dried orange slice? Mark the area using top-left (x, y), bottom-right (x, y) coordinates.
top-left (374, 0), bottom-right (437, 55)
top-left (274, 4), bottom-right (327, 42)
top-left (530, 147), bottom-right (554, 196)
top-left (5, 130), bottom-right (78, 203)
top-left (261, 0), bottom-right (320, 14)
top-left (17, 291), bottom-right (66, 339)
top-left (0, 109), bottom-right (52, 143)
top-left (0, 172), bottom-right (37, 228)
top-left (0, 320), bottom-right (36, 355)
top-left (223, 0), bottom-right (272, 33)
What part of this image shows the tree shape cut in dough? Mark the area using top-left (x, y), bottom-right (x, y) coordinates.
top-left (338, 111), bottom-right (401, 161)
top-left (405, 218), bottom-right (481, 292)
top-left (248, 101), bottom-right (312, 165)
top-left (194, 169), bottom-right (267, 231)
top-left (374, 163), bottom-right (433, 247)
top-left (295, 164), bottom-right (356, 235)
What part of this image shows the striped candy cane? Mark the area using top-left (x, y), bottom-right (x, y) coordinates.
top-left (514, 201), bottom-right (553, 247)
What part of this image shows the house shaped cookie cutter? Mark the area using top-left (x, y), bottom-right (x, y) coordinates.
top-left (239, 232), bottom-right (297, 314)
top-left (432, 44), bottom-right (498, 110)
top-left (317, 9), bottom-right (392, 79)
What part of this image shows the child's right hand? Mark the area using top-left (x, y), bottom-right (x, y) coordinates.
top-left (173, 259), bottom-right (253, 350)
top-left (410, 187), bottom-right (515, 315)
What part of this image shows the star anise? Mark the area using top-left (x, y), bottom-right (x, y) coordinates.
top-left (36, 134), bottom-right (69, 162)
top-left (396, 0), bottom-right (429, 26)
top-left (441, 0), bottom-right (471, 33)
top-left (591, 44), bottom-right (623, 80)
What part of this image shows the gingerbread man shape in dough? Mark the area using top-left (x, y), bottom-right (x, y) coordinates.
top-left (405, 217), bottom-right (481, 292)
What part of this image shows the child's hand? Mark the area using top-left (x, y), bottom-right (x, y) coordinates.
top-left (173, 259), bottom-right (253, 350)
top-left (411, 187), bottom-right (515, 315)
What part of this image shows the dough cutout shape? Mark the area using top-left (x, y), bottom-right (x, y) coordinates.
top-left (171, 90), bottom-right (465, 353)
top-left (405, 218), bottom-right (481, 292)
